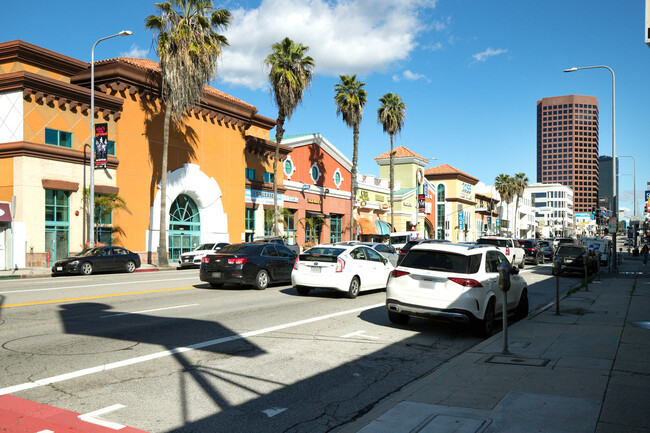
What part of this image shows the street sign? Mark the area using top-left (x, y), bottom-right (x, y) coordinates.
top-left (458, 212), bottom-right (464, 230)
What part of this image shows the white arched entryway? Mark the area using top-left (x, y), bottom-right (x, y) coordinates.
top-left (147, 163), bottom-right (229, 253)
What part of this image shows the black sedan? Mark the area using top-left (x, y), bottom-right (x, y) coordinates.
top-left (552, 245), bottom-right (597, 276)
top-left (52, 246), bottom-right (141, 276)
top-left (199, 243), bottom-right (297, 290)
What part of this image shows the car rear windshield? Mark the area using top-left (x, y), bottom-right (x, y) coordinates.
top-left (519, 240), bottom-right (534, 248)
top-left (195, 243), bottom-right (215, 251)
top-left (299, 247), bottom-right (346, 262)
top-left (556, 246), bottom-right (583, 256)
top-left (538, 241), bottom-right (550, 247)
top-left (400, 250), bottom-right (482, 274)
top-left (218, 244), bottom-right (253, 254)
top-left (476, 238), bottom-right (508, 248)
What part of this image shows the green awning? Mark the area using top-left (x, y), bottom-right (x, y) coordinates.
top-left (375, 220), bottom-right (391, 235)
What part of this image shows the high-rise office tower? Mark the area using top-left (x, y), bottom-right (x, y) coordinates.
top-left (536, 95), bottom-right (599, 213)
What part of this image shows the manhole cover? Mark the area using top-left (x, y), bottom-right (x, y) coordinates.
top-left (484, 355), bottom-right (550, 367)
top-left (630, 321), bottom-right (650, 330)
top-left (2, 333), bottom-right (139, 355)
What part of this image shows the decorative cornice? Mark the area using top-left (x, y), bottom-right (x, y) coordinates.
top-left (425, 172), bottom-right (479, 185)
top-left (245, 179), bottom-right (287, 194)
top-left (0, 141), bottom-right (119, 169)
top-left (0, 40), bottom-right (88, 76)
top-left (445, 197), bottom-right (477, 206)
top-left (0, 71), bottom-right (123, 121)
top-left (245, 136), bottom-right (292, 159)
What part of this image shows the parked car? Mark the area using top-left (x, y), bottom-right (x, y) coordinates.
top-left (292, 244), bottom-right (394, 298)
top-left (52, 246), bottom-right (141, 276)
top-left (386, 243), bottom-right (528, 337)
top-left (476, 236), bottom-right (526, 269)
top-left (178, 242), bottom-right (230, 268)
top-left (397, 239), bottom-right (451, 266)
top-left (537, 240), bottom-right (555, 261)
top-left (199, 243), bottom-right (297, 289)
top-left (251, 237), bottom-right (301, 255)
top-left (360, 242), bottom-right (399, 267)
top-left (518, 239), bottom-right (545, 265)
top-left (552, 244), bottom-right (597, 276)
top-left (553, 237), bottom-right (575, 248)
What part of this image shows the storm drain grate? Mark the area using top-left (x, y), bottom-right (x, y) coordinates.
top-left (484, 355), bottom-right (551, 367)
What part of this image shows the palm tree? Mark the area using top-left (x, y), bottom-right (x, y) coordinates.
top-left (145, 0), bottom-right (231, 267)
top-left (377, 93), bottom-right (406, 231)
top-left (264, 37), bottom-right (315, 238)
top-left (513, 172), bottom-right (529, 237)
top-left (298, 215), bottom-right (328, 246)
top-left (494, 174), bottom-right (514, 235)
top-left (334, 73), bottom-right (367, 240)
top-left (83, 189), bottom-right (132, 246)
top-left (264, 206), bottom-right (292, 236)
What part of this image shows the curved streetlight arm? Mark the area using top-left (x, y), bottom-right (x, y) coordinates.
top-left (89, 30), bottom-right (132, 247)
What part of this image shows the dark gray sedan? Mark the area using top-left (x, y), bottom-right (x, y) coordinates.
top-left (52, 246), bottom-right (141, 276)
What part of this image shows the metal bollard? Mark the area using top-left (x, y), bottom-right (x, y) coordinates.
top-left (497, 262), bottom-right (512, 355)
top-left (29, 245), bottom-right (34, 274)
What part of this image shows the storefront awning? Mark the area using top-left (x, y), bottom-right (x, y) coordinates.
top-left (375, 220), bottom-right (390, 235)
top-left (0, 203), bottom-right (11, 222)
top-left (357, 217), bottom-right (377, 235)
top-left (306, 211), bottom-right (327, 219)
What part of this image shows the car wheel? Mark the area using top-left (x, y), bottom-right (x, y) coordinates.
top-left (515, 289), bottom-right (529, 320)
top-left (519, 259), bottom-right (525, 269)
top-left (533, 256), bottom-right (539, 266)
top-left (296, 286), bottom-right (310, 295)
top-left (474, 298), bottom-right (495, 338)
top-left (346, 276), bottom-right (360, 299)
top-left (125, 261), bottom-right (136, 273)
top-left (254, 269), bottom-right (269, 290)
top-left (541, 255), bottom-right (545, 265)
top-left (388, 311), bottom-right (410, 325)
top-left (80, 262), bottom-right (93, 275)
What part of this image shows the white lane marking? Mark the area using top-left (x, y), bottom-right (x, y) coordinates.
top-left (78, 404), bottom-right (126, 430)
top-left (0, 277), bottom-right (199, 295)
top-left (0, 303), bottom-right (384, 396)
top-left (101, 304), bottom-right (199, 318)
top-left (262, 407), bottom-right (287, 417)
top-left (340, 330), bottom-right (379, 340)
top-left (36, 431), bottom-right (54, 433)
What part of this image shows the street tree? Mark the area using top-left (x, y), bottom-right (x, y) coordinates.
top-left (377, 92), bottom-right (406, 231)
top-left (513, 172), bottom-right (529, 237)
top-left (264, 37), bottom-right (315, 238)
top-left (494, 173), bottom-right (514, 235)
top-left (145, 0), bottom-right (231, 266)
top-left (334, 73), bottom-right (367, 240)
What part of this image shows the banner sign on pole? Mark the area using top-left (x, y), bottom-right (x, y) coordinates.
top-left (418, 194), bottom-right (425, 212)
top-left (94, 123), bottom-right (108, 170)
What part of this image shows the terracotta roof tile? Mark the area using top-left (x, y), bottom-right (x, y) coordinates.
top-left (97, 57), bottom-right (253, 109)
top-left (425, 163), bottom-right (478, 182)
top-left (374, 146), bottom-right (426, 160)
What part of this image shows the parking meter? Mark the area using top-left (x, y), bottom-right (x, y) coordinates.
top-left (497, 262), bottom-right (511, 292)
top-left (497, 262), bottom-right (511, 354)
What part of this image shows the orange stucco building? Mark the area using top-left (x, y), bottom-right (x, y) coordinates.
top-left (0, 40), bottom-right (285, 269)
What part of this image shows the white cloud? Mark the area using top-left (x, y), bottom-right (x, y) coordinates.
top-left (423, 41), bottom-right (443, 51)
top-left (219, 0), bottom-right (438, 89)
top-left (471, 47), bottom-right (508, 63)
top-left (393, 70), bottom-right (430, 82)
top-left (120, 44), bottom-right (149, 58)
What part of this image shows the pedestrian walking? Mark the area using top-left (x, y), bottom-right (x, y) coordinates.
top-left (642, 244), bottom-right (649, 265)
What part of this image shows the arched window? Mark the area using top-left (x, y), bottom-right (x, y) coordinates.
top-left (437, 184), bottom-right (445, 202)
top-left (168, 194), bottom-right (200, 261)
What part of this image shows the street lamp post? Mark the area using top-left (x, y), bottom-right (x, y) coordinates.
top-left (617, 155), bottom-right (636, 219)
top-left (89, 30), bottom-right (132, 248)
top-left (564, 65), bottom-right (616, 269)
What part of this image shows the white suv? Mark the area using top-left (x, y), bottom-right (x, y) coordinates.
top-left (386, 243), bottom-right (528, 337)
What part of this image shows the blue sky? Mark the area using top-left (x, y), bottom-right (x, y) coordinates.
top-left (3, 0), bottom-right (649, 218)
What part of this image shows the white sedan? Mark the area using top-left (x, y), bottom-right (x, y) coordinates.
top-left (386, 243), bottom-right (528, 337)
top-left (178, 242), bottom-right (229, 268)
top-left (292, 244), bottom-right (394, 298)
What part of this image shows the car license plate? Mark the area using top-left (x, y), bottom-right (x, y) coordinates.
top-left (56, 266), bottom-right (63, 271)
top-left (211, 272), bottom-right (221, 278)
top-left (565, 259), bottom-right (573, 263)
top-left (419, 279), bottom-right (435, 289)
top-left (310, 267), bottom-right (321, 273)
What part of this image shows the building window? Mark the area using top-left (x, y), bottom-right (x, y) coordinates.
top-left (310, 163), bottom-right (321, 183)
top-left (245, 208), bottom-right (255, 242)
top-left (45, 128), bottom-right (72, 148)
top-left (107, 140), bottom-right (116, 156)
top-left (330, 214), bottom-right (343, 243)
top-left (245, 168), bottom-right (256, 181)
top-left (333, 168), bottom-right (343, 189)
top-left (94, 194), bottom-right (113, 246)
top-left (285, 209), bottom-right (297, 245)
top-left (45, 189), bottom-right (70, 261)
top-left (264, 171), bottom-right (275, 183)
top-left (437, 184), bottom-right (445, 202)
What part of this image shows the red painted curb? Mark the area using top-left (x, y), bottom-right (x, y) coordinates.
top-left (134, 268), bottom-right (160, 273)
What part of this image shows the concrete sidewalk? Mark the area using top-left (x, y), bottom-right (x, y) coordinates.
top-left (336, 256), bottom-right (650, 433)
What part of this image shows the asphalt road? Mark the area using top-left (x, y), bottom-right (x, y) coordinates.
top-left (0, 264), bottom-right (582, 432)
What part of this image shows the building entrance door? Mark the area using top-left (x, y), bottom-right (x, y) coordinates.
top-left (168, 194), bottom-right (200, 262)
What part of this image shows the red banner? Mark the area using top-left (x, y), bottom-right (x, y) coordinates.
top-left (94, 123), bottom-right (108, 169)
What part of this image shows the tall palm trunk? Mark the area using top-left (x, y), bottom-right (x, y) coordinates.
top-left (273, 112), bottom-right (285, 238)
top-left (350, 123), bottom-right (359, 240)
top-left (514, 195), bottom-right (520, 237)
top-left (389, 134), bottom-right (394, 230)
top-left (158, 106), bottom-right (171, 267)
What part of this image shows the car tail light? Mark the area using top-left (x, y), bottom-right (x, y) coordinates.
top-left (506, 247), bottom-right (510, 256)
top-left (390, 269), bottom-right (410, 278)
top-left (336, 257), bottom-right (345, 272)
top-left (227, 257), bottom-right (247, 265)
top-left (201, 256), bottom-right (210, 263)
top-left (448, 277), bottom-right (483, 287)
top-left (293, 257), bottom-right (299, 270)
